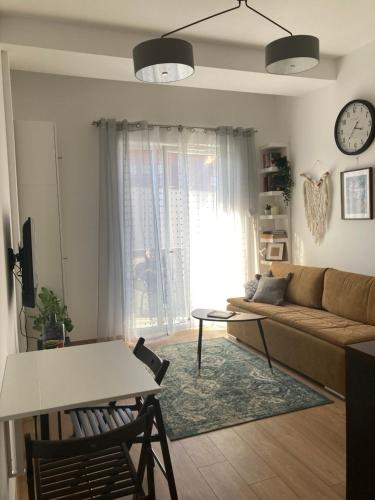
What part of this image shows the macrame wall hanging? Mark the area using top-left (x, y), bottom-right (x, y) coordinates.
top-left (300, 170), bottom-right (330, 245)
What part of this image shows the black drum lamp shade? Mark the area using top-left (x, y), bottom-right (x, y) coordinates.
top-left (266, 35), bottom-right (319, 74)
top-left (133, 38), bottom-right (194, 83)
top-left (132, 1), bottom-right (320, 83)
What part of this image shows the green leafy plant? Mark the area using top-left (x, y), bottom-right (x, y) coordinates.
top-left (31, 287), bottom-right (73, 334)
top-left (265, 204), bottom-right (271, 210)
top-left (272, 156), bottom-right (294, 205)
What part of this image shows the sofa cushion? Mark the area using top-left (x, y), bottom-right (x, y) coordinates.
top-left (227, 297), bottom-right (375, 347)
top-left (322, 268), bottom-right (374, 323)
top-left (244, 271), bottom-right (272, 300)
top-left (252, 273), bottom-right (292, 305)
top-left (271, 262), bottom-right (327, 309)
top-left (366, 281), bottom-right (375, 326)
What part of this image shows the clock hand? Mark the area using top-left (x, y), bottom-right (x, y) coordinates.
top-left (349, 121), bottom-right (359, 140)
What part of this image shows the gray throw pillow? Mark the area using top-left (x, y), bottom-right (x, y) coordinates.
top-left (252, 273), bottom-right (293, 306)
top-left (244, 271), bottom-right (272, 300)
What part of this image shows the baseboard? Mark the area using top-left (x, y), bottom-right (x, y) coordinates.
top-left (324, 385), bottom-right (345, 400)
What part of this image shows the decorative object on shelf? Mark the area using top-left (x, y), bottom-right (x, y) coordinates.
top-left (269, 156), bottom-right (294, 204)
top-left (262, 151), bottom-right (281, 169)
top-left (31, 287), bottom-right (73, 344)
top-left (132, 0), bottom-right (319, 83)
top-left (334, 100), bottom-right (375, 155)
top-left (270, 205), bottom-right (280, 215)
top-left (264, 204), bottom-right (271, 215)
top-left (341, 167), bottom-right (373, 220)
top-left (266, 242), bottom-right (285, 261)
top-left (301, 171), bottom-right (330, 244)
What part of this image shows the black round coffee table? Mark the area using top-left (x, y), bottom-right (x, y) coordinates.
top-left (191, 309), bottom-right (273, 373)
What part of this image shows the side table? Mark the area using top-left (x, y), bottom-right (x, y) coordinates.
top-left (191, 309), bottom-right (272, 372)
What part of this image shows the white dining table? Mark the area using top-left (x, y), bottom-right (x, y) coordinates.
top-left (0, 340), bottom-right (160, 423)
top-left (0, 341), bottom-right (178, 499)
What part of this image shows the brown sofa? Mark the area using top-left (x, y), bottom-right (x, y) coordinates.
top-left (227, 262), bottom-right (375, 396)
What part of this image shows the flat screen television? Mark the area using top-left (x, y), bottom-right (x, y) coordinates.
top-left (9, 217), bottom-right (38, 308)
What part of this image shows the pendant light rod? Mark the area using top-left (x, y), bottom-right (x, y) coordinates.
top-left (160, 0), bottom-right (292, 39)
top-left (161, 1), bottom-right (242, 39)
top-left (244, 1), bottom-right (293, 37)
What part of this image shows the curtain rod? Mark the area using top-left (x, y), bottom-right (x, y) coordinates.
top-left (91, 120), bottom-right (258, 133)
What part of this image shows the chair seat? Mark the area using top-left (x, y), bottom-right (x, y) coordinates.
top-left (36, 444), bottom-right (140, 499)
top-left (70, 405), bottom-right (135, 438)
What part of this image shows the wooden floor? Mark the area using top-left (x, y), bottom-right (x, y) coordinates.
top-left (17, 329), bottom-right (346, 500)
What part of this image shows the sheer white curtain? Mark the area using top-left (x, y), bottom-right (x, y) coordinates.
top-left (97, 121), bottom-right (257, 340)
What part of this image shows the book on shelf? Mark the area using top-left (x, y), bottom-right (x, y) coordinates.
top-left (260, 230), bottom-right (288, 240)
top-left (206, 310), bottom-right (236, 319)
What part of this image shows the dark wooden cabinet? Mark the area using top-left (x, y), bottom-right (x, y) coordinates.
top-left (346, 341), bottom-right (375, 500)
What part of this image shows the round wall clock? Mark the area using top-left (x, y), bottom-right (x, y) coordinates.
top-left (334, 99), bottom-right (375, 155)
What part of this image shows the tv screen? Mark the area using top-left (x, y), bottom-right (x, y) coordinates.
top-left (19, 217), bottom-right (37, 308)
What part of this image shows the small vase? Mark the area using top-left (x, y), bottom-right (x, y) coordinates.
top-left (271, 206), bottom-right (280, 215)
top-left (42, 313), bottom-right (65, 349)
top-left (264, 209), bottom-right (271, 215)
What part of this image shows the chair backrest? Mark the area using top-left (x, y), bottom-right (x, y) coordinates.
top-left (25, 407), bottom-right (154, 500)
top-left (133, 337), bottom-right (170, 385)
top-left (26, 406), bottom-right (154, 460)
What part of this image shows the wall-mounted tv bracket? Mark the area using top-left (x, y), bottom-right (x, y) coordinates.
top-left (8, 247), bottom-right (23, 284)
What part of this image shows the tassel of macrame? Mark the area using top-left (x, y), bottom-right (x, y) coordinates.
top-left (301, 172), bottom-right (329, 245)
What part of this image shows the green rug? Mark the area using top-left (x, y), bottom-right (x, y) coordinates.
top-left (155, 338), bottom-right (331, 440)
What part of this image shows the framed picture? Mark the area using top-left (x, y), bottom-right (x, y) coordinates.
top-left (341, 167), bottom-right (373, 219)
top-left (266, 242), bottom-right (285, 261)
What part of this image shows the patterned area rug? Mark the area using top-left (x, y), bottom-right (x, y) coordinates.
top-left (155, 338), bottom-right (331, 440)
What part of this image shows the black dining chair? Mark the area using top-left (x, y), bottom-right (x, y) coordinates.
top-left (66, 337), bottom-right (169, 436)
top-left (25, 407), bottom-right (155, 500)
top-left (66, 337), bottom-right (178, 499)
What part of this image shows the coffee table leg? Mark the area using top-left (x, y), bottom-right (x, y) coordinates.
top-left (197, 319), bottom-right (203, 372)
top-left (257, 320), bottom-right (273, 372)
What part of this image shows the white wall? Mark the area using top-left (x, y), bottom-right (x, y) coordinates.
top-left (11, 70), bottom-right (284, 340)
top-left (0, 53), bottom-right (18, 500)
top-left (15, 120), bottom-right (65, 351)
top-left (276, 39), bottom-right (375, 276)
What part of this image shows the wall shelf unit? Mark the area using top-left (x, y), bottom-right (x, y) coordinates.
top-left (257, 143), bottom-right (291, 272)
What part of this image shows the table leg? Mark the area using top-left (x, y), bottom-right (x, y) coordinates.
top-left (197, 319), bottom-right (203, 373)
top-left (40, 413), bottom-right (50, 440)
top-left (257, 320), bottom-right (273, 372)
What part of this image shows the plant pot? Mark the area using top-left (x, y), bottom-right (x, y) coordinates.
top-left (264, 210), bottom-right (271, 215)
top-left (41, 313), bottom-right (66, 349)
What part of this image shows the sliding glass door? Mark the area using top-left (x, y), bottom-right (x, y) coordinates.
top-left (97, 120), bottom-right (255, 340)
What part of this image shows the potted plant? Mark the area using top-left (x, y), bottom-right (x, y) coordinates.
top-left (271, 156), bottom-right (294, 205)
top-left (31, 287), bottom-right (73, 348)
top-left (265, 204), bottom-right (271, 215)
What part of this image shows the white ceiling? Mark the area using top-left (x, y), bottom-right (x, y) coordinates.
top-left (0, 0), bottom-right (375, 57)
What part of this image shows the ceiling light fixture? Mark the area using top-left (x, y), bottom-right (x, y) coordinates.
top-left (132, 0), bottom-right (319, 83)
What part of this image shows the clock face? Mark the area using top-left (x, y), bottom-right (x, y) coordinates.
top-left (335, 100), bottom-right (375, 155)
